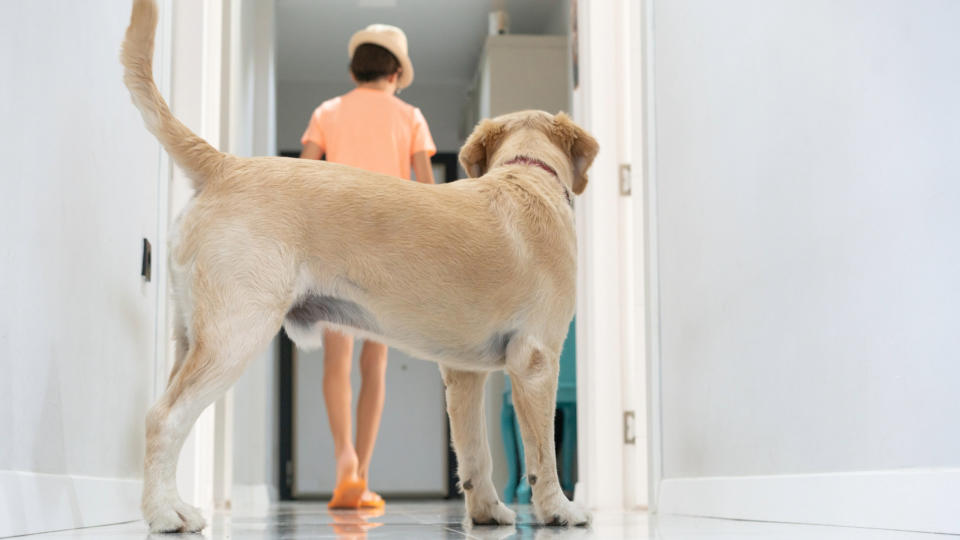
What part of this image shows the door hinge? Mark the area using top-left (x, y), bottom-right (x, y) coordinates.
top-left (619, 163), bottom-right (632, 196)
top-left (285, 459), bottom-right (294, 488)
top-left (623, 410), bottom-right (636, 444)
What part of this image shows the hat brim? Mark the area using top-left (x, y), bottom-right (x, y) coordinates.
top-left (348, 31), bottom-right (414, 89)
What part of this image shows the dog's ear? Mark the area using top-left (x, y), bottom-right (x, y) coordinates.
top-left (551, 112), bottom-right (599, 194)
top-left (459, 119), bottom-right (505, 178)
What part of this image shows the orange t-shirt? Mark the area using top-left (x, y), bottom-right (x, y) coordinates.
top-left (300, 87), bottom-right (436, 180)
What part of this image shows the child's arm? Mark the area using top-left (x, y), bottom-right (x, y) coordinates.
top-left (300, 142), bottom-right (323, 160)
top-left (411, 151), bottom-right (435, 184)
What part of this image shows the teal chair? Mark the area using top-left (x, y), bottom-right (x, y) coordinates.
top-left (501, 318), bottom-right (577, 503)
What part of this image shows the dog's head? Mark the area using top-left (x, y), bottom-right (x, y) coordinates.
top-left (459, 110), bottom-right (599, 195)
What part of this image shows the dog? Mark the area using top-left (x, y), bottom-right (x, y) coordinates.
top-left (121, 0), bottom-right (598, 532)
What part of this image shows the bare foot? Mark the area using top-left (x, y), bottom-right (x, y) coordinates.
top-left (335, 450), bottom-right (360, 485)
top-left (359, 489), bottom-right (384, 508)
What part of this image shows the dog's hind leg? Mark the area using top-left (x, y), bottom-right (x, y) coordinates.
top-left (141, 295), bottom-right (284, 533)
top-left (440, 366), bottom-right (516, 526)
top-left (506, 336), bottom-right (590, 526)
top-left (166, 306), bottom-right (189, 386)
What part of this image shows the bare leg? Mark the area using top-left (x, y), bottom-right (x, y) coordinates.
top-left (441, 366), bottom-right (516, 525)
top-left (506, 336), bottom-right (589, 526)
top-left (323, 329), bottom-right (359, 484)
top-left (356, 340), bottom-right (387, 482)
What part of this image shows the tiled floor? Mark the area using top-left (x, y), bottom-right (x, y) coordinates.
top-left (21, 500), bottom-right (950, 539)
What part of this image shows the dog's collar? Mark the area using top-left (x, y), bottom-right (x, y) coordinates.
top-left (503, 156), bottom-right (572, 206)
top-left (504, 155), bottom-right (558, 177)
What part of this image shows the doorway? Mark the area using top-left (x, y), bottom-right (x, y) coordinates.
top-left (273, 0), bottom-right (574, 501)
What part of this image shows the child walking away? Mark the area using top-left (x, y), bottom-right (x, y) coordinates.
top-left (299, 24), bottom-right (436, 510)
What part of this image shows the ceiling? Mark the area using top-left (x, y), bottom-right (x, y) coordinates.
top-left (276, 0), bottom-right (568, 85)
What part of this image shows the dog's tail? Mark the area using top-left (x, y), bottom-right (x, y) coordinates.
top-left (121, 0), bottom-right (226, 188)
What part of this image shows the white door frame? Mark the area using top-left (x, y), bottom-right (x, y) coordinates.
top-left (638, 0), bottom-right (663, 512)
top-left (151, 0), bottom-right (174, 405)
top-left (158, 0), bottom-right (279, 513)
top-left (624, 0), bottom-right (651, 511)
top-left (160, 0), bottom-right (654, 515)
top-left (152, 0), bottom-right (231, 515)
top-left (573, 0), bottom-right (648, 511)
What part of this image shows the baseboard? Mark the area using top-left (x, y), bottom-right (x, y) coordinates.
top-left (0, 470), bottom-right (142, 537)
top-left (658, 468), bottom-right (960, 535)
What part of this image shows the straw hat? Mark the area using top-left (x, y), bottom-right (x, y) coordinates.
top-left (348, 24), bottom-right (415, 89)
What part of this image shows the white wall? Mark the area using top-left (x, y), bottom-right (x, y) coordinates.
top-left (0, 2), bottom-right (162, 536)
top-left (649, 0), bottom-right (960, 533)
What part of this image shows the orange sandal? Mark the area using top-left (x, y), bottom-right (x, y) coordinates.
top-left (359, 490), bottom-right (385, 509)
top-left (327, 478), bottom-right (366, 509)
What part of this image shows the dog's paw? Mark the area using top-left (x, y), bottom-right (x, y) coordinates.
top-left (146, 508), bottom-right (188, 534)
top-left (534, 496), bottom-right (590, 527)
top-left (174, 501), bottom-right (207, 532)
top-left (146, 502), bottom-right (206, 533)
top-left (467, 499), bottom-right (517, 526)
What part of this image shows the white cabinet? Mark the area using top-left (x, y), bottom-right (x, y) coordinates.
top-left (462, 34), bottom-right (571, 137)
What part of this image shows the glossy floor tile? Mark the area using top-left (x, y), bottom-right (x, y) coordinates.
top-left (19, 500), bottom-right (951, 539)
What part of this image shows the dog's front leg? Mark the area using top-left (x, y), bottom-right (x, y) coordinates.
top-left (441, 366), bottom-right (516, 526)
top-left (506, 336), bottom-right (590, 526)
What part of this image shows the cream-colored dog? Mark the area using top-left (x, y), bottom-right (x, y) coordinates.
top-left (122, 0), bottom-right (598, 533)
